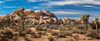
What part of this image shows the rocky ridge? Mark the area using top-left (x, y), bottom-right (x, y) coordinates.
top-left (0, 8), bottom-right (76, 25)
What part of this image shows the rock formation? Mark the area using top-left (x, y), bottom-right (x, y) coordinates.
top-left (0, 8), bottom-right (76, 25)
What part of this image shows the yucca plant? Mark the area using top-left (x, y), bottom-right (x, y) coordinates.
top-left (81, 14), bottom-right (90, 30)
top-left (34, 13), bottom-right (42, 23)
top-left (16, 10), bottom-right (25, 30)
top-left (93, 17), bottom-right (99, 37)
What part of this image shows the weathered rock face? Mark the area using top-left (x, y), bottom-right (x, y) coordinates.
top-left (0, 8), bottom-right (76, 25)
top-left (34, 10), bottom-right (42, 13)
top-left (43, 9), bottom-right (57, 18)
top-left (2, 14), bottom-right (11, 20)
top-left (24, 9), bottom-right (34, 15)
top-left (62, 17), bottom-right (76, 24)
top-left (16, 8), bottom-right (24, 12)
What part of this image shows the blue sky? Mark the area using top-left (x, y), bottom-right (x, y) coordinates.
top-left (0, 0), bottom-right (100, 21)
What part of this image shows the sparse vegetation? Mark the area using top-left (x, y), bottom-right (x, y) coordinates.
top-left (0, 8), bottom-right (100, 41)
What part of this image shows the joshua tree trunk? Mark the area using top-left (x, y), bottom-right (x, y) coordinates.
top-left (96, 24), bottom-right (99, 37)
top-left (85, 23), bottom-right (88, 30)
top-left (21, 16), bottom-right (24, 30)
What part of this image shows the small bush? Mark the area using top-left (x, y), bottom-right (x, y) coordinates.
top-left (19, 31), bottom-right (25, 36)
top-left (86, 30), bottom-right (97, 38)
top-left (12, 36), bottom-right (17, 41)
top-left (24, 29), bottom-right (32, 34)
top-left (61, 31), bottom-right (72, 36)
top-left (77, 25), bottom-right (85, 30)
top-left (57, 34), bottom-right (66, 38)
top-left (78, 30), bottom-right (86, 34)
top-left (32, 32), bottom-right (41, 38)
top-left (1, 29), bottom-right (13, 39)
top-left (51, 32), bottom-right (59, 36)
top-left (36, 27), bottom-right (46, 31)
top-left (3, 29), bottom-right (12, 34)
top-left (73, 35), bottom-right (79, 41)
top-left (48, 37), bottom-right (55, 41)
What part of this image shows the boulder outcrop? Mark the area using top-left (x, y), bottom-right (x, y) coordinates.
top-left (0, 8), bottom-right (76, 25)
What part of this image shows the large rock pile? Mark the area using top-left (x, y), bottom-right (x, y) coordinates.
top-left (0, 8), bottom-right (76, 25)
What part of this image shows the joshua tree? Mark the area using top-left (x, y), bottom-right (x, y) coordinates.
top-left (16, 10), bottom-right (25, 30)
top-left (93, 17), bottom-right (99, 37)
top-left (34, 13), bottom-right (42, 24)
top-left (81, 14), bottom-right (90, 30)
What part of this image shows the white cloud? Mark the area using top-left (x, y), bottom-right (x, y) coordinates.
top-left (78, 5), bottom-right (95, 7)
top-left (0, 1), bottom-right (4, 3)
top-left (52, 11), bottom-right (84, 15)
top-left (70, 17), bottom-right (80, 20)
top-left (33, 6), bottom-right (51, 9)
top-left (5, 0), bottom-right (15, 1)
top-left (48, 0), bottom-right (100, 6)
top-left (3, 6), bottom-right (16, 8)
top-left (28, 0), bottom-right (48, 2)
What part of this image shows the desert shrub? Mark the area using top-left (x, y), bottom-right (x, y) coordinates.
top-left (66, 38), bottom-right (75, 41)
top-left (32, 32), bottom-right (41, 38)
top-left (71, 30), bottom-right (79, 34)
top-left (1, 29), bottom-right (13, 39)
top-left (64, 32), bottom-right (72, 36)
top-left (36, 27), bottom-right (46, 31)
top-left (19, 31), bottom-right (25, 36)
top-left (34, 21), bottom-right (38, 25)
top-left (86, 30), bottom-right (97, 38)
top-left (51, 32), bottom-right (59, 36)
top-left (48, 37), bottom-right (55, 41)
top-left (3, 29), bottom-right (12, 34)
top-left (24, 29), bottom-right (32, 34)
top-left (78, 30), bottom-right (86, 34)
top-left (77, 25), bottom-right (85, 30)
top-left (73, 35), bottom-right (79, 41)
top-left (24, 37), bottom-right (31, 41)
top-left (12, 36), bottom-right (17, 41)
top-left (57, 34), bottom-right (66, 38)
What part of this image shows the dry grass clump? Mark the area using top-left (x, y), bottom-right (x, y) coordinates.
top-left (11, 36), bottom-right (18, 41)
top-left (1, 29), bottom-right (13, 39)
top-left (62, 32), bottom-right (72, 36)
top-left (51, 32), bottom-right (59, 36)
top-left (32, 32), bottom-right (42, 38)
top-left (57, 34), bottom-right (66, 38)
top-left (36, 27), bottom-right (46, 31)
top-left (86, 30), bottom-right (97, 38)
top-left (73, 35), bottom-right (79, 41)
top-left (77, 25), bottom-right (85, 30)
top-left (48, 37), bottom-right (55, 41)
top-left (23, 29), bottom-right (33, 34)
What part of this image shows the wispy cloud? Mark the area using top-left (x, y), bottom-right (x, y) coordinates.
top-left (3, 6), bottom-right (16, 8)
top-left (5, 0), bottom-right (15, 1)
top-left (0, 1), bottom-right (4, 3)
top-left (28, 0), bottom-right (48, 2)
top-left (78, 5), bottom-right (95, 7)
top-left (48, 0), bottom-right (100, 6)
top-left (52, 11), bottom-right (84, 15)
